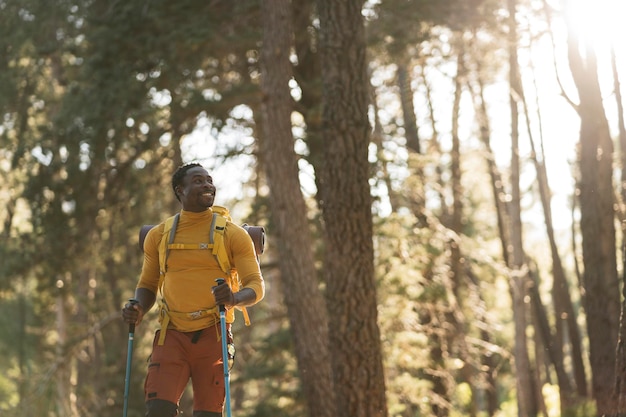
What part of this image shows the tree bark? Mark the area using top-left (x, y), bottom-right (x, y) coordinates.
top-left (316, 0), bottom-right (388, 416)
top-left (259, 2), bottom-right (336, 417)
top-left (564, 0), bottom-right (621, 414)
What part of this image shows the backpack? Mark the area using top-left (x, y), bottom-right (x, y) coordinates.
top-left (138, 206), bottom-right (265, 340)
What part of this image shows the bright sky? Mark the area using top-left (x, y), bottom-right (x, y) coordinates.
top-left (519, 0), bottom-right (626, 237)
top-left (180, 108), bottom-right (258, 217)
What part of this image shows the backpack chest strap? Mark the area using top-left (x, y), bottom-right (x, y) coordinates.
top-left (167, 243), bottom-right (214, 250)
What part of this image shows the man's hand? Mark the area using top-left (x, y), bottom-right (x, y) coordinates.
top-left (213, 280), bottom-right (236, 307)
top-left (122, 300), bottom-right (145, 327)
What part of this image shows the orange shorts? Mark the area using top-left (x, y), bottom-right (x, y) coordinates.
top-left (144, 325), bottom-right (227, 413)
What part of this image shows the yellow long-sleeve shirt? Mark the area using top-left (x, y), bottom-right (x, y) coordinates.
top-left (138, 208), bottom-right (265, 332)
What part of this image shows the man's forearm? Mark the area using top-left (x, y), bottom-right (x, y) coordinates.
top-left (134, 287), bottom-right (157, 312)
top-left (233, 288), bottom-right (258, 307)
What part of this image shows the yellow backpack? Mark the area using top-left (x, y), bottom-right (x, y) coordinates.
top-left (139, 206), bottom-right (265, 342)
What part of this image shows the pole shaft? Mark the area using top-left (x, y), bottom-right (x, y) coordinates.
top-left (220, 310), bottom-right (232, 417)
top-left (122, 330), bottom-right (134, 417)
top-left (122, 299), bottom-right (138, 417)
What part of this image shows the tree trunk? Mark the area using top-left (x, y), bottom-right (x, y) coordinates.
top-left (259, 2), bottom-right (336, 417)
top-left (56, 286), bottom-right (78, 417)
top-left (617, 231), bottom-right (626, 413)
top-left (508, 1), bottom-right (538, 415)
top-left (397, 60), bottom-right (421, 154)
top-left (564, 0), bottom-right (621, 414)
top-left (471, 68), bottom-right (507, 417)
top-left (516, 30), bottom-right (586, 409)
top-left (370, 76), bottom-right (402, 213)
top-left (612, 40), bottom-right (626, 414)
top-left (316, 0), bottom-right (388, 416)
top-left (612, 45), bottom-right (626, 209)
top-left (528, 263), bottom-right (574, 413)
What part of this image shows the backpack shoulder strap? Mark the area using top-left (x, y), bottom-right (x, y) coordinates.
top-left (210, 206), bottom-right (252, 326)
top-left (155, 213), bottom-right (180, 345)
top-left (211, 205), bottom-right (231, 218)
top-left (158, 213), bottom-right (180, 278)
top-left (210, 211), bottom-right (231, 274)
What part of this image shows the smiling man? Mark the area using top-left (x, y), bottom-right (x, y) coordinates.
top-left (122, 163), bottom-right (265, 417)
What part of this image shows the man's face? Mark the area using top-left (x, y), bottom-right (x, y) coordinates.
top-left (177, 166), bottom-right (216, 212)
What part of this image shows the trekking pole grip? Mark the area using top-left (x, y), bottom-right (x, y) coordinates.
top-left (128, 298), bottom-right (139, 333)
top-left (215, 279), bottom-right (226, 312)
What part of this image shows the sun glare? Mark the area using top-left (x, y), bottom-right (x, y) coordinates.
top-left (554, 0), bottom-right (626, 133)
top-left (518, 0), bottom-right (626, 234)
top-left (563, 0), bottom-right (626, 53)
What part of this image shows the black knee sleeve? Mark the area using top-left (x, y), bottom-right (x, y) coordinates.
top-left (145, 399), bottom-right (178, 417)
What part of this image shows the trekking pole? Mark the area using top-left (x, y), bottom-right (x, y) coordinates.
top-left (123, 298), bottom-right (139, 417)
top-left (215, 278), bottom-right (233, 417)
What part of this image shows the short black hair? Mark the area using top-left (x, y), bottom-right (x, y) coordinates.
top-left (172, 163), bottom-right (203, 201)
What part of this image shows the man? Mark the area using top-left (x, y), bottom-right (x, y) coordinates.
top-left (122, 163), bottom-right (265, 417)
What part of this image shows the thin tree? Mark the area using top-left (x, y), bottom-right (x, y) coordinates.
top-left (507, 1), bottom-right (539, 415)
top-left (521, 55), bottom-right (585, 412)
top-left (468, 70), bottom-right (504, 417)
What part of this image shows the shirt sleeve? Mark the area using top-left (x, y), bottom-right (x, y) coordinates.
top-left (136, 223), bottom-right (164, 294)
top-left (227, 223), bottom-right (265, 303)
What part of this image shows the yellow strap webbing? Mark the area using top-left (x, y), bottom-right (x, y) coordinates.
top-left (156, 214), bottom-right (178, 345)
top-left (158, 214), bottom-right (179, 277)
top-left (211, 214), bottom-right (230, 273)
top-left (156, 209), bottom-right (252, 343)
top-left (168, 243), bottom-right (212, 250)
top-left (211, 212), bottom-right (251, 326)
top-left (157, 310), bottom-right (170, 345)
top-left (157, 303), bottom-right (219, 345)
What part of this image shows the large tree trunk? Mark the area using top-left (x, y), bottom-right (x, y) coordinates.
top-left (564, 1), bottom-right (621, 415)
top-left (316, 1), bottom-right (388, 416)
top-left (259, 2), bottom-right (336, 417)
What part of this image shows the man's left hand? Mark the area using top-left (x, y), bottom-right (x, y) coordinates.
top-left (213, 281), bottom-right (236, 307)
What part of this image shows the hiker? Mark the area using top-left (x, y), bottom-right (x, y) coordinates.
top-left (121, 162), bottom-right (265, 417)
